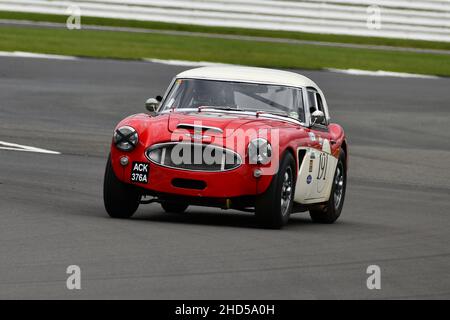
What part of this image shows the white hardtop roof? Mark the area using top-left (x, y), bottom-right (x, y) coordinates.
top-left (176, 66), bottom-right (319, 88)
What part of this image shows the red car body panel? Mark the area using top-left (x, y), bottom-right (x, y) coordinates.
top-left (110, 112), bottom-right (346, 199)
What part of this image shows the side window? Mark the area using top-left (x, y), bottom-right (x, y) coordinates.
top-left (315, 93), bottom-right (327, 125)
top-left (307, 89), bottom-right (327, 126)
top-left (316, 93), bottom-right (324, 113)
top-left (307, 90), bottom-right (317, 114)
top-left (295, 89), bottom-right (305, 122)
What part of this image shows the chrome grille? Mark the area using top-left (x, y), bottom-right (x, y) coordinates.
top-left (145, 142), bottom-right (242, 172)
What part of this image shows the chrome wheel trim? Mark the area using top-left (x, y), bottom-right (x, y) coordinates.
top-left (280, 167), bottom-right (293, 216)
top-left (333, 163), bottom-right (344, 209)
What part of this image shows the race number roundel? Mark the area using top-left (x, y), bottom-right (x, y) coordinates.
top-left (316, 139), bottom-right (331, 193)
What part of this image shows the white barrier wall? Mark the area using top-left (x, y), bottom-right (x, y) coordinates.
top-left (1, 0), bottom-right (449, 42)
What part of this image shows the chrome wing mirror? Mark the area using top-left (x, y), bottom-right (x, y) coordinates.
top-left (145, 95), bottom-right (162, 113)
top-left (311, 110), bottom-right (325, 126)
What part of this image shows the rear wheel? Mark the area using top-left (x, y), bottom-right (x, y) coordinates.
top-left (255, 152), bottom-right (296, 229)
top-left (103, 155), bottom-right (141, 218)
top-left (161, 202), bottom-right (189, 214)
top-left (309, 149), bottom-right (346, 224)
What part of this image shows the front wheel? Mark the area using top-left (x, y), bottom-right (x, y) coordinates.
top-left (309, 149), bottom-right (346, 224)
top-left (103, 155), bottom-right (141, 218)
top-left (255, 152), bottom-right (296, 229)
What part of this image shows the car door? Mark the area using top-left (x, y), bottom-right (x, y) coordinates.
top-left (294, 88), bottom-right (338, 204)
top-left (306, 89), bottom-right (335, 200)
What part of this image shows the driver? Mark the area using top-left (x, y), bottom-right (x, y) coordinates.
top-left (191, 88), bottom-right (214, 108)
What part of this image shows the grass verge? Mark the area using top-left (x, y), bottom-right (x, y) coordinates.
top-left (1, 10), bottom-right (450, 51)
top-left (0, 26), bottom-right (449, 76)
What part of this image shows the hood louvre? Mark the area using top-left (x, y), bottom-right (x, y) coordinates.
top-left (176, 123), bottom-right (223, 134)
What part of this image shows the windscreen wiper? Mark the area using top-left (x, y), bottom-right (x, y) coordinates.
top-left (255, 110), bottom-right (289, 118)
top-left (254, 110), bottom-right (301, 122)
top-left (197, 106), bottom-right (241, 112)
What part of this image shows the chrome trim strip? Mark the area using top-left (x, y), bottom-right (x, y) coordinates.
top-left (156, 77), bottom-right (176, 113)
top-left (145, 141), bottom-right (242, 172)
top-left (160, 147), bottom-right (166, 165)
top-left (220, 153), bottom-right (225, 171)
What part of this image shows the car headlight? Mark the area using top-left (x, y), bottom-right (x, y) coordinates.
top-left (113, 126), bottom-right (138, 151)
top-left (248, 138), bottom-right (272, 165)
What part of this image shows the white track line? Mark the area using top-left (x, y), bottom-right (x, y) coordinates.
top-left (0, 50), bottom-right (441, 79)
top-left (148, 60), bottom-right (441, 79)
top-left (143, 58), bottom-right (231, 67)
top-left (0, 51), bottom-right (78, 60)
top-left (327, 68), bottom-right (440, 79)
top-left (0, 141), bottom-right (61, 154)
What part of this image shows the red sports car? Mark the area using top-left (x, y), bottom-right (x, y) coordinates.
top-left (104, 66), bottom-right (347, 228)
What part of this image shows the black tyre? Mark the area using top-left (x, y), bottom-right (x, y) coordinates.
top-left (103, 155), bottom-right (141, 218)
top-left (161, 201), bottom-right (189, 214)
top-left (255, 152), bottom-right (296, 229)
top-left (309, 149), bottom-right (346, 224)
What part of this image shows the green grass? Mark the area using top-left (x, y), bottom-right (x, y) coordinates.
top-left (1, 26), bottom-right (449, 76)
top-left (2, 10), bottom-right (450, 51)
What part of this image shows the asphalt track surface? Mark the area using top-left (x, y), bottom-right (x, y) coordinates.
top-left (0, 56), bottom-right (449, 299)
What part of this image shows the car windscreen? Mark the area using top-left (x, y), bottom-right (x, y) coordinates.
top-left (160, 79), bottom-right (305, 122)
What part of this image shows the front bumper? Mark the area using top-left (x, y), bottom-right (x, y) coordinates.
top-left (111, 148), bottom-right (272, 198)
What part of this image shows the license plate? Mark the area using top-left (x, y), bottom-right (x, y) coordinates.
top-left (130, 162), bottom-right (149, 184)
